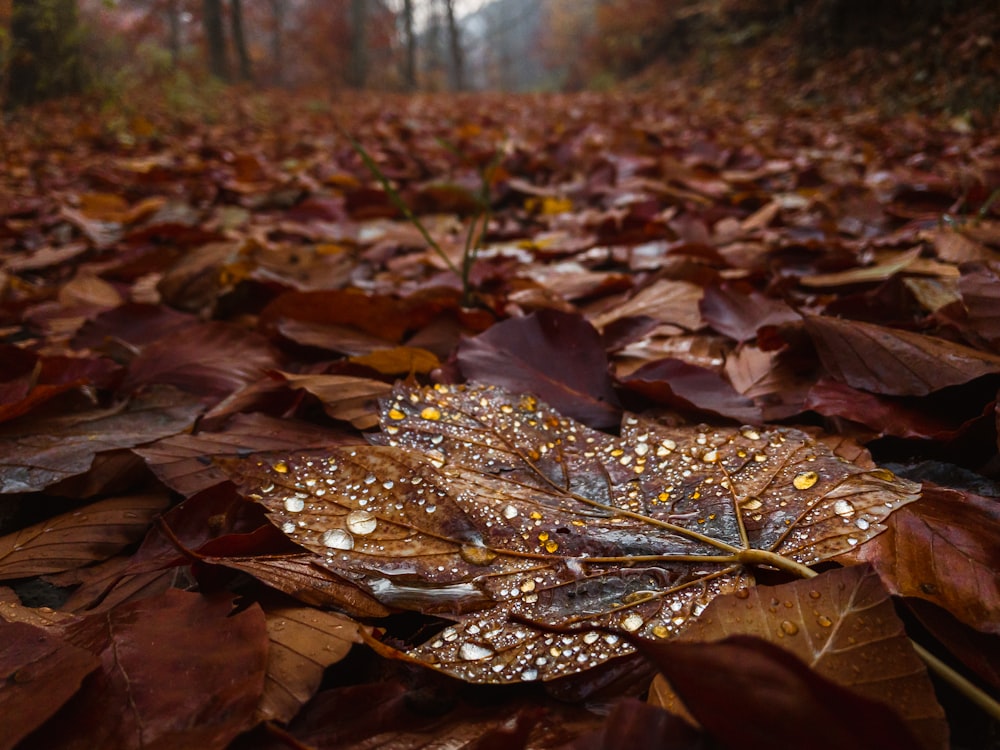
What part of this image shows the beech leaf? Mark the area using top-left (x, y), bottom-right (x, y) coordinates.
top-left (258, 606), bottom-right (362, 723)
top-left (0, 492), bottom-right (171, 579)
top-left (224, 382), bottom-right (919, 684)
top-left (804, 315), bottom-right (1000, 396)
top-left (660, 565), bottom-right (947, 748)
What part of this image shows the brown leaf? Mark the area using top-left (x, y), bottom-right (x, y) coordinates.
top-left (122, 321), bottom-right (281, 401)
top-left (456, 309), bottom-right (622, 430)
top-left (0, 493), bottom-right (171, 579)
top-left (700, 284), bottom-right (801, 343)
top-left (135, 412), bottom-right (358, 496)
top-left (663, 565), bottom-right (947, 748)
top-left (850, 485), bottom-right (1000, 634)
top-left (0, 621), bottom-right (100, 750)
top-left (0, 386), bottom-right (204, 494)
top-left (223, 382), bottom-right (919, 684)
top-left (257, 606), bottom-right (362, 723)
top-left (589, 279), bottom-right (705, 333)
top-left (804, 315), bottom-right (1000, 396)
top-left (349, 346), bottom-right (440, 376)
top-left (636, 636), bottom-right (923, 750)
top-left (22, 590), bottom-right (267, 750)
top-left (275, 373), bottom-right (394, 430)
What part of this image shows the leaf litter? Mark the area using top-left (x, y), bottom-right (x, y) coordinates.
top-left (3, 85), bottom-right (1000, 747)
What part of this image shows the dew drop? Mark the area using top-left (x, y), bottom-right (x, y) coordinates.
top-left (261, 482), bottom-right (275, 493)
top-left (793, 471), bottom-right (818, 490)
top-left (742, 497), bottom-right (763, 511)
top-left (817, 615), bottom-right (833, 628)
top-left (460, 544), bottom-right (497, 566)
top-left (652, 625), bottom-right (670, 638)
top-left (421, 406), bottom-right (442, 420)
top-left (458, 643), bottom-right (494, 661)
top-left (735, 588), bottom-right (751, 599)
top-left (273, 461), bottom-right (289, 474)
top-left (321, 529), bottom-right (354, 550)
top-left (502, 504), bottom-right (518, 519)
top-left (521, 669), bottom-right (538, 681)
top-left (780, 620), bottom-right (799, 636)
top-left (856, 517), bottom-right (870, 530)
top-left (622, 613), bottom-right (644, 632)
top-left (388, 408), bottom-right (406, 420)
top-left (808, 590), bottom-right (821, 600)
top-left (284, 496), bottom-right (305, 513)
top-left (364, 474), bottom-right (376, 485)
top-left (583, 632), bottom-right (600, 644)
top-left (281, 521), bottom-right (295, 534)
top-left (702, 449), bottom-right (719, 463)
top-left (346, 510), bottom-right (377, 535)
top-left (382, 480), bottom-right (395, 490)
top-left (740, 427), bottom-right (761, 440)
top-left (834, 499), bottom-right (856, 518)
top-left (847, 537), bottom-right (859, 546)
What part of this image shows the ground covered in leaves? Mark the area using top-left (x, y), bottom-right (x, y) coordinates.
top-left (1, 87), bottom-right (999, 749)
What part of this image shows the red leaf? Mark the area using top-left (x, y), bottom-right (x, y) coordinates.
top-left (122, 321), bottom-right (281, 400)
top-left (635, 636), bottom-right (921, 750)
top-left (700, 283), bottom-right (801, 342)
top-left (25, 590), bottom-right (267, 750)
top-left (804, 315), bottom-right (1000, 396)
top-left (851, 485), bottom-right (1000, 634)
top-left (621, 358), bottom-right (762, 423)
top-left (456, 309), bottom-right (621, 429)
top-left (0, 621), bottom-right (99, 750)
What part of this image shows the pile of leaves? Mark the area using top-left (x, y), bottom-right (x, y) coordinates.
top-left (1, 86), bottom-right (999, 749)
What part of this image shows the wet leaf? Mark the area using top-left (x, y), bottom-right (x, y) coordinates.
top-left (700, 284), bottom-right (801, 343)
top-left (804, 315), bottom-right (1000, 396)
top-left (258, 606), bottom-right (362, 722)
top-left (0, 621), bottom-right (100, 750)
top-left (659, 565), bottom-right (947, 748)
top-left (223, 382), bottom-right (919, 684)
top-left (850, 485), bottom-right (1000, 634)
top-left (0, 493), bottom-right (171, 579)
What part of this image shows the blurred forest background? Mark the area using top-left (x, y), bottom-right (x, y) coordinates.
top-left (0, 0), bottom-right (997, 120)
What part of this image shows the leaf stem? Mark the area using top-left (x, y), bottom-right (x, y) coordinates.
top-left (910, 641), bottom-right (1000, 723)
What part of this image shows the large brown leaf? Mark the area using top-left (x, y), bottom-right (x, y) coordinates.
top-left (0, 492), bottom-right (171, 579)
top-left (653, 565), bottom-right (947, 749)
top-left (804, 315), bottom-right (1000, 396)
top-left (0, 621), bottom-right (100, 750)
top-left (850, 485), bottom-right (1000, 634)
top-left (0, 386), bottom-right (204, 494)
top-left (21, 590), bottom-right (267, 750)
top-left (223, 382), bottom-right (919, 684)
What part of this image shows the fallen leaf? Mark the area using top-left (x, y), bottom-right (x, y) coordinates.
top-left (700, 284), bottom-right (801, 343)
top-left (657, 565), bottom-right (947, 748)
top-left (622, 358), bottom-right (763, 423)
top-left (850, 485), bottom-right (1000, 634)
top-left (637, 635), bottom-right (923, 750)
top-left (223, 382), bottom-right (919, 684)
top-left (258, 605), bottom-right (362, 723)
top-left (456, 310), bottom-right (622, 430)
top-left (0, 621), bottom-right (100, 750)
top-left (0, 493), bottom-right (171, 579)
top-left (22, 590), bottom-right (267, 750)
top-left (0, 386), bottom-right (204, 494)
top-left (804, 315), bottom-right (1000, 396)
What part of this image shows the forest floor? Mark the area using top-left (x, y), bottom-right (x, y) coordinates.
top-left (1, 51), bottom-right (999, 750)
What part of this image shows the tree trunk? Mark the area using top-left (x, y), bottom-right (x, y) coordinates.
top-left (230, 0), bottom-right (252, 82)
top-left (167, 0), bottom-right (182, 67)
top-left (442, 0), bottom-right (464, 91)
top-left (202, 0), bottom-right (229, 81)
top-left (269, 0), bottom-right (285, 85)
top-left (347, 0), bottom-right (368, 89)
top-left (402, 0), bottom-right (417, 90)
top-left (6, 0), bottom-right (83, 108)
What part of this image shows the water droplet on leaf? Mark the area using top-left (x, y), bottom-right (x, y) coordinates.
top-left (321, 529), bottom-right (354, 550)
top-left (459, 643), bottom-right (494, 661)
top-left (346, 510), bottom-right (377, 535)
top-left (793, 471), bottom-right (818, 490)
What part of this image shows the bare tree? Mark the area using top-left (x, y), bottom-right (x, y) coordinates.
top-left (167, 0), bottom-right (182, 67)
top-left (230, 0), bottom-right (252, 81)
top-left (442, 0), bottom-right (464, 91)
top-left (347, 0), bottom-right (368, 88)
top-left (202, 0), bottom-right (229, 80)
top-left (269, 0), bottom-right (285, 85)
top-left (402, 0), bottom-right (417, 90)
